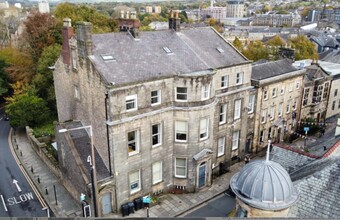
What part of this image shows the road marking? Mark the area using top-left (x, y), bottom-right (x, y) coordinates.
top-left (8, 129), bottom-right (47, 208)
top-left (0, 194), bottom-right (8, 212)
top-left (13, 179), bottom-right (22, 192)
top-left (7, 192), bottom-right (34, 205)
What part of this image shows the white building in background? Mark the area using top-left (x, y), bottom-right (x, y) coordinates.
top-left (0, 1), bottom-right (9, 9)
top-left (200, 0), bottom-right (227, 21)
top-left (226, 0), bottom-right (244, 18)
top-left (38, 0), bottom-right (50, 14)
top-left (14, 3), bottom-right (21, 8)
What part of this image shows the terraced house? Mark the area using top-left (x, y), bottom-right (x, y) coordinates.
top-left (54, 14), bottom-right (254, 215)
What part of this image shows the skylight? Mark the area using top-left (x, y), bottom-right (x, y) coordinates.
top-left (216, 48), bottom-right (224, 53)
top-left (163, 46), bottom-right (172, 54)
top-left (101, 55), bottom-right (116, 61)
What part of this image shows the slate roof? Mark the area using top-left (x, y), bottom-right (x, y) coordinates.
top-left (63, 121), bottom-right (110, 181)
top-left (89, 27), bottom-right (248, 86)
top-left (288, 157), bottom-right (340, 218)
top-left (270, 145), bottom-right (316, 174)
top-left (251, 59), bottom-right (299, 81)
top-left (320, 49), bottom-right (340, 64)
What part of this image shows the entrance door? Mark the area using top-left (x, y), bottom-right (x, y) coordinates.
top-left (198, 162), bottom-right (206, 188)
top-left (102, 192), bottom-right (112, 215)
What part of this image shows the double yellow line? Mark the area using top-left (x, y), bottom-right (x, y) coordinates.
top-left (8, 128), bottom-right (47, 209)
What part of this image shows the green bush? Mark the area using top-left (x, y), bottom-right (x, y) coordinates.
top-left (32, 122), bottom-right (55, 138)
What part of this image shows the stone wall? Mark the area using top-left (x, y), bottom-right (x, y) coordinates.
top-left (25, 126), bottom-right (61, 178)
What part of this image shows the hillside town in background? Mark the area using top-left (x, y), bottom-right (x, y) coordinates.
top-left (1, 0), bottom-right (340, 218)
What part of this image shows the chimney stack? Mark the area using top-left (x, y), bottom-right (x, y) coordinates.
top-left (76, 22), bottom-right (93, 58)
top-left (169, 10), bottom-right (181, 32)
top-left (62, 18), bottom-right (74, 65)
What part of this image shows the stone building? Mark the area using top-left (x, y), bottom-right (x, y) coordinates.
top-left (226, 0), bottom-right (244, 18)
top-left (54, 14), bottom-right (254, 215)
top-left (251, 59), bottom-right (305, 153)
top-left (252, 13), bottom-right (301, 27)
top-left (300, 63), bottom-right (332, 122)
top-left (145, 5), bottom-right (161, 14)
top-left (293, 59), bottom-right (340, 120)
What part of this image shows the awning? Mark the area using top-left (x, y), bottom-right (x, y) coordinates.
top-left (193, 148), bottom-right (213, 161)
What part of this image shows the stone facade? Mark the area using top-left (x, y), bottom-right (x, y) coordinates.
top-left (251, 60), bottom-right (305, 153)
top-left (300, 64), bottom-right (332, 122)
top-left (226, 0), bottom-right (244, 18)
top-left (54, 17), bottom-right (254, 215)
top-left (326, 74), bottom-right (340, 119)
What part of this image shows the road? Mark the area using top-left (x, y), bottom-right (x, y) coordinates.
top-left (183, 193), bottom-right (236, 217)
top-left (0, 110), bottom-right (47, 217)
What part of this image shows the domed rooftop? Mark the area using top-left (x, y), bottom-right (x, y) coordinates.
top-left (230, 147), bottom-right (299, 210)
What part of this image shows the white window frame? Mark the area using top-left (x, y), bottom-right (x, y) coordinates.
top-left (260, 130), bottom-right (264, 143)
top-left (293, 99), bottom-right (297, 110)
top-left (151, 90), bottom-right (161, 106)
top-left (199, 118), bottom-right (209, 140)
top-left (263, 90), bottom-right (268, 100)
top-left (286, 103), bottom-right (290, 113)
top-left (175, 121), bottom-right (188, 142)
top-left (217, 137), bottom-right (225, 157)
top-left (74, 85), bottom-right (80, 99)
top-left (129, 170), bottom-right (141, 194)
top-left (176, 87), bottom-right (188, 102)
top-left (126, 95), bottom-right (137, 111)
top-left (236, 72), bottom-right (243, 85)
top-left (219, 104), bottom-right (227, 124)
top-left (152, 161), bottom-right (162, 184)
top-left (261, 109), bottom-right (267, 124)
top-left (201, 83), bottom-right (210, 100)
top-left (281, 86), bottom-right (285, 95)
top-left (248, 95), bottom-right (255, 113)
top-left (278, 103), bottom-right (283, 117)
top-left (152, 123), bottom-right (162, 147)
top-left (234, 99), bottom-right (241, 120)
top-left (232, 131), bottom-right (240, 150)
top-left (272, 88), bottom-right (277, 98)
top-left (296, 81), bottom-right (300, 89)
top-left (128, 130), bottom-right (140, 156)
top-left (221, 75), bottom-right (228, 88)
top-left (269, 106), bottom-right (275, 121)
top-left (175, 158), bottom-right (187, 178)
top-left (289, 82), bottom-right (293, 92)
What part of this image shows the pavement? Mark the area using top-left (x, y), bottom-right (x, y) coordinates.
top-left (10, 128), bottom-right (245, 218)
top-left (288, 116), bottom-right (339, 157)
top-left (8, 115), bottom-right (339, 218)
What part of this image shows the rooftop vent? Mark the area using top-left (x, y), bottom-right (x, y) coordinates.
top-left (163, 46), bottom-right (173, 54)
top-left (216, 47), bottom-right (224, 53)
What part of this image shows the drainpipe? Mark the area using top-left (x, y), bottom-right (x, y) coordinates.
top-left (105, 92), bottom-right (112, 176)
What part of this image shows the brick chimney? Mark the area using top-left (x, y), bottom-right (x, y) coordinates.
top-left (62, 18), bottom-right (74, 65)
top-left (76, 22), bottom-right (93, 58)
top-left (169, 10), bottom-right (180, 32)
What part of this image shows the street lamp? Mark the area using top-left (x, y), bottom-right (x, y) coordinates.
top-left (59, 125), bottom-right (99, 217)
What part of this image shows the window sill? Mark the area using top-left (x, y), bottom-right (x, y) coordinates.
top-left (128, 151), bottom-right (140, 157)
top-left (130, 189), bottom-right (141, 195)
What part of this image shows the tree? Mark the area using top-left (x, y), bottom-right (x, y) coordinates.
top-left (267, 35), bottom-right (286, 47)
top-left (0, 59), bottom-right (9, 96)
top-left (53, 3), bottom-right (118, 33)
top-left (6, 92), bottom-right (51, 128)
top-left (289, 35), bottom-right (318, 60)
top-left (233, 37), bottom-right (243, 51)
top-left (0, 47), bottom-right (34, 84)
top-left (32, 44), bottom-right (61, 117)
top-left (242, 41), bottom-right (270, 61)
top-left (22, 12), bottom-right (61, 65)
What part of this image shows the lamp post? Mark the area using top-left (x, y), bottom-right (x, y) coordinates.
top-left (59, 125), bottom-right (99, 217)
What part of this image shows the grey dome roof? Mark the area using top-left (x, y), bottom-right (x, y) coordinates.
top-left (230, 160), bottom-right (299, 211)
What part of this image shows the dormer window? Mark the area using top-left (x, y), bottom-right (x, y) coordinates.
top-left (163, 47), bottom-right (173, 54)
top-left (101, 55), bottom-right (116, 62)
